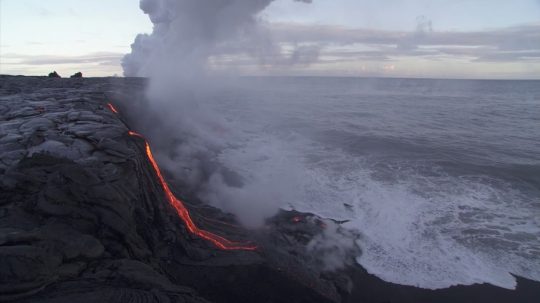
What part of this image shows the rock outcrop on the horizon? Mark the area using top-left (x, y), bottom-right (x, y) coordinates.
top-left (47, 72), bottom-right (61, 78)
top-left (70, 72), bottom-right (83, 78)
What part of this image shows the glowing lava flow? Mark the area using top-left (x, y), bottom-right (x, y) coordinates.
top-left (128, 131), bottom-right (257, 251)
top-left (107, 103), bottom-right (119, 114)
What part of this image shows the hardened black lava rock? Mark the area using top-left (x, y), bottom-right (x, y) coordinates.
top-left (0, 76), bottom-right (356, 303)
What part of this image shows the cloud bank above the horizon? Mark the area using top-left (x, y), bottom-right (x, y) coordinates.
top-left (1, 0), bottom-right (539, 78)
top-left (208, 21), bottom-right (540, 78)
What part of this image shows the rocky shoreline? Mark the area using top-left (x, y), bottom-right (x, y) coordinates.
top-left (1, 76), bottom-right (539, 303)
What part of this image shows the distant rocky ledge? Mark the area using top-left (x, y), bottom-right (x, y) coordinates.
top-left (1, 76), bottom-right (539, 303)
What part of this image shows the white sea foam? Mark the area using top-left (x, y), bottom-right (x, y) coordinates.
top-left (211, 118), bottom-right (540, 289)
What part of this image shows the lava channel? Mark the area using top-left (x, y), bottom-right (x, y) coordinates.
top-left (127, 130), bottom-right (257, 251)
top-left (107, 102), bottom-right (256, 250)
top-left (107, 103), bottom-right (119, 114)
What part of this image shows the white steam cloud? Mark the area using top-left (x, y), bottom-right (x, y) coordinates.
top-left (122, 0), bottom-right (315, 227)
top-left (123, 0), bottom-right (314, 77)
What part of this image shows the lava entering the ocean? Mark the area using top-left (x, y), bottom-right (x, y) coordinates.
top-left (124, 128), bottom-right (257, 251)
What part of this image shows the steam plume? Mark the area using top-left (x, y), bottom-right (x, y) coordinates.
top-left (123, 0), bottom-right (313, 77)
top-left (122, 0), bottom-right (314, 227)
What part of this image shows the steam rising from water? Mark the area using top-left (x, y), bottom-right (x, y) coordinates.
top-left (122, 0), bottom-right (316, 227)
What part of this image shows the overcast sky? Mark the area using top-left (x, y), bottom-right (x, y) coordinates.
top-left (1, 0), bottom-right (539, 79)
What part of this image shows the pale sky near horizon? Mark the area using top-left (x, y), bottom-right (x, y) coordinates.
top-left (1, 0), bottom-right (539, 79)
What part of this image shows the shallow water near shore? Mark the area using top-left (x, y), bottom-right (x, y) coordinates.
top-left (194, 77), bottom-right (540, 289)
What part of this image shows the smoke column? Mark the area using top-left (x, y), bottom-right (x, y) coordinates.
top-left (122, 0), bottom-right (314, 227)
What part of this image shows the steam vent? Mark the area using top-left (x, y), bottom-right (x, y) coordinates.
top-left (0, 76), bottom-right (357, 303)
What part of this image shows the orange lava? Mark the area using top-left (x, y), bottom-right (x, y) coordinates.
top-left (128, 130), bottom-right (143, 138)
top-left (107, 103), bottom-right (119, 114)
top-left (128, 131), bottom-right (257, 251)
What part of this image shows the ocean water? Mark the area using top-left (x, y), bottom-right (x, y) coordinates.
top-left (172, 77), bottom-right (540, 289)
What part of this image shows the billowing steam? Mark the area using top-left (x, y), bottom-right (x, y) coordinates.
top-left (122, 0), bottom-right (315, 227)
top-left (123, 0), bottom-right (314, 77)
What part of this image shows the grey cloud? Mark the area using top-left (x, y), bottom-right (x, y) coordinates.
top-left (269, 23), bottom-right (540, 63)
top-left (11, 52), bottom-right (123, 66)
top-left (322, 49), bottom-right (392, 62)
top-left (472, 50), bottom-right (540, 62)
top-left (397, 15), bottom-right (433, 50)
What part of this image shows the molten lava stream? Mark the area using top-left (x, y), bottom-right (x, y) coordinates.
top-left (107, 103), bottom-right (119, 114)
top-left (128, 131), bottom-right (257, 251)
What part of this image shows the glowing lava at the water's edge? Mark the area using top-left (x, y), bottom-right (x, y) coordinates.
top-left (124, 128), bottom-right (257, 251)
